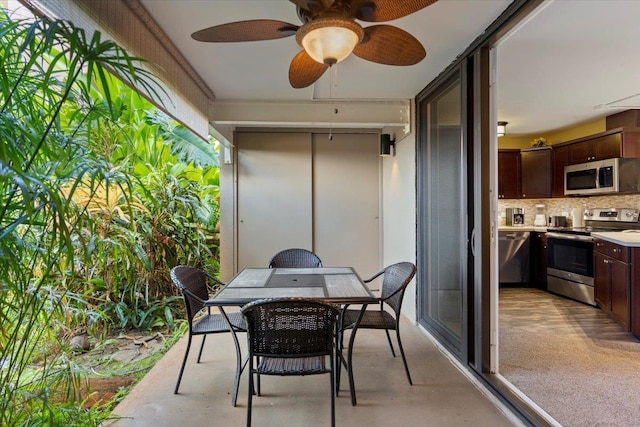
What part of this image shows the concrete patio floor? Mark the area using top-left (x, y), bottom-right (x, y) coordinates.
top-left (105, 315), bottom-right (521, 427)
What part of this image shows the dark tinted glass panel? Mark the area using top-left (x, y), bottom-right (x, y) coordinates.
top-left (547, 237), bottom-right (593, 277)
top-left (566, 169), bottom-right (597, 190)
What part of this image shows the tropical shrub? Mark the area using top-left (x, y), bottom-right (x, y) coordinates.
top-left (0, 9), bottom-right (219, 425)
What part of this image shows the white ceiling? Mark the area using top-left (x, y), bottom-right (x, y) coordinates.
top-left (139, 0), bottom-right (509, 99)
top-left (497, 0), bottom-right (640, 135)
top-left (139, 0), bottom-right (640, 136)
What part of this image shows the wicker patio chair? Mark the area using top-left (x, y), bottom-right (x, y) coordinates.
top-left (241, 298), bottom-right (340, 427)
top-left (338, 261), bottom-right (417, 385)
top-left (268, 248), bottom-right (323, 268)
top-left (170, 265), bottom-right (247, 405)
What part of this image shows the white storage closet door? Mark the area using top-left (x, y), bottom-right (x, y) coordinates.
top-left (312, 133), bottom-right (380, 277)
top-left (236, 131), bottom-right (380, 275)
top-left (236, 132), bottom-right (313, 269)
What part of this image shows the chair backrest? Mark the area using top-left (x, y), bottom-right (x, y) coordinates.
top-left (170, 265), bottom-right (209, 324)
top-left (268, 248), bottom-right (323, 268)
top-left (380, 262), bottom-right (417, 315)
top-left (241, 298), bottom-right (339, 357)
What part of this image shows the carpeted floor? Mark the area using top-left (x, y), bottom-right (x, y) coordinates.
top-left (499, 287), bottom-right (640, 427)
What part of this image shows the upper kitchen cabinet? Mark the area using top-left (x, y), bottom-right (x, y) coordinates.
top-left (552, 145), bottom-right (570, 197)
top-left (565, 128), bottom-right (640, 164)
top-left (498, 149), bottom-right (521, 199)
top-left (521, 147), bottom-right (551, 199)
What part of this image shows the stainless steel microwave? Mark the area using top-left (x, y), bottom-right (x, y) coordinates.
top-left (564, 158), bottom-right (640, 196)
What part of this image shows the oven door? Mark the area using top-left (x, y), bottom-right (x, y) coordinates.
top-left (547, 232), bottom-right (595, 305)
top-left (547, 232), bottom-right (594, 280)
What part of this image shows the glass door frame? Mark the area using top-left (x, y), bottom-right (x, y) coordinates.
top-left (414, 2), bottom-right (549, 424)
top-left (416, 65), bottom-right (471, 359)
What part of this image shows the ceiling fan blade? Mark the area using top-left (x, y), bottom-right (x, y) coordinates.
top-left (191, 20), bottom-right (298, 42)
top-left (289, 50), bottom-right (329, 88)
top-left (353, 0), bottom-right (438, 22)
top-left (289, 0), bottom-right (335, 12)
top-left (353, 25), bottom-right (426, 65)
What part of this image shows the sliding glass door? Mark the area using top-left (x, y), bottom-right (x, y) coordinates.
top-left (417, 69), bottom-right (469, 355)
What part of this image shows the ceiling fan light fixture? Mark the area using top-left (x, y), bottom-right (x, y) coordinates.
top-left (297, 17), bottom-right (364, 65)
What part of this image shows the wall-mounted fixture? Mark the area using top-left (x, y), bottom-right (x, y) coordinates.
top-left (380, 133), bottom-right (395, 157)
top-left (497, 121), bottom-right (508, 137)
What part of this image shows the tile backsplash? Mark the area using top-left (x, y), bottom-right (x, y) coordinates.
top-left (498, 195), bottom-right (640, 227)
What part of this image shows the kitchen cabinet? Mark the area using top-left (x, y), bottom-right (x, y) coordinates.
top-left (632, 249), bottom-right (640, 339)
top-left (530, 231), bottom-right (547, 289)
top-left (594, 238), bottom-right (630, 329)
top-left (521, 147), bottom-right (551, 199)
top-left (552, 145), bottom-right (569, 198)
top-left (594, 251), bottom-right (610, 310)
top-left (564, 128), bottom-right (640, 165)
top-left (498, 150), bottom-right (520, 199)
top-left (569, 133), bottom-right (622, 163)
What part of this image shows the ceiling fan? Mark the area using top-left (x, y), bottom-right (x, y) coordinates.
top-left (191, 0), bottom-right (438, 88)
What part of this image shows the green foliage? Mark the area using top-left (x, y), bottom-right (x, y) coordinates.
top-left (0, 9), bottom-right (220, 426)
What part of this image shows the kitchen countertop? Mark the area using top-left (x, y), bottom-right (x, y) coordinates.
top-left (591, 231), bottom-right (640, 247)
top-left (497, 227), bottom-right (640, 247)
top-left (499, 226), bottom-right (548, 232)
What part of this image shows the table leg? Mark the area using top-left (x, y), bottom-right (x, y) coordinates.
top-left (219, 307), bottom-right (247, 407)
top-left (336, 304), bottom-right (368, 406)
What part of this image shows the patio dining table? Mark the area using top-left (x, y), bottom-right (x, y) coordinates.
top-left (206, 266), bottom-right (377, 406)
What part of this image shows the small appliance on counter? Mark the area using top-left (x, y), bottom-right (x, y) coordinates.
top-left (534, 204), bottom-right (546, 226)
top-left (550, 216), bottom-right (567, 227)
top-left (571, 207), bottom-right (585, 227)
top-left (505, 207), bottom-right (525, 226)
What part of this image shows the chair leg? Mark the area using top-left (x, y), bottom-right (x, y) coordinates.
top-left (384, 329), bottom-right (396, 357)
top-left (174, 333), bottom-right (193, 394)
top-left (196, 334), bottom-right (207, 363)
top-left (330, 353), bottom-right (336, 427)
top-left (395, 328), bottom-right (413, 385)
top-left (256, 357), bottom-right (262, 396)
top-left (247, 358), bottom-right (254, 427)
top-left (335, 328), bottom-right (343, 396)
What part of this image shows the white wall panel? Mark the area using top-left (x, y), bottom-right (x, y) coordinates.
top-left (382, 131), bottom-right (418, 322)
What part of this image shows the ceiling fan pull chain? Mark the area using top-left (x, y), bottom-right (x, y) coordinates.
top-left (328, 64), bottom-right (336, 141)
top-left (333, 63), bottom-right (339, 115)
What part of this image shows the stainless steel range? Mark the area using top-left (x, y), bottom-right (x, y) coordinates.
top-left (546, 207), bottom-right (640, 305)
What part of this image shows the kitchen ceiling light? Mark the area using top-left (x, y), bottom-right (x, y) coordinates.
top-left (497, 121), bottom-right (508, 137)
top-left (297, 17), bottom-right (364, 65)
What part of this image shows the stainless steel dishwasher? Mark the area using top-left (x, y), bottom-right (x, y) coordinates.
top-left (499, 230), bottom-right (530, 284)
